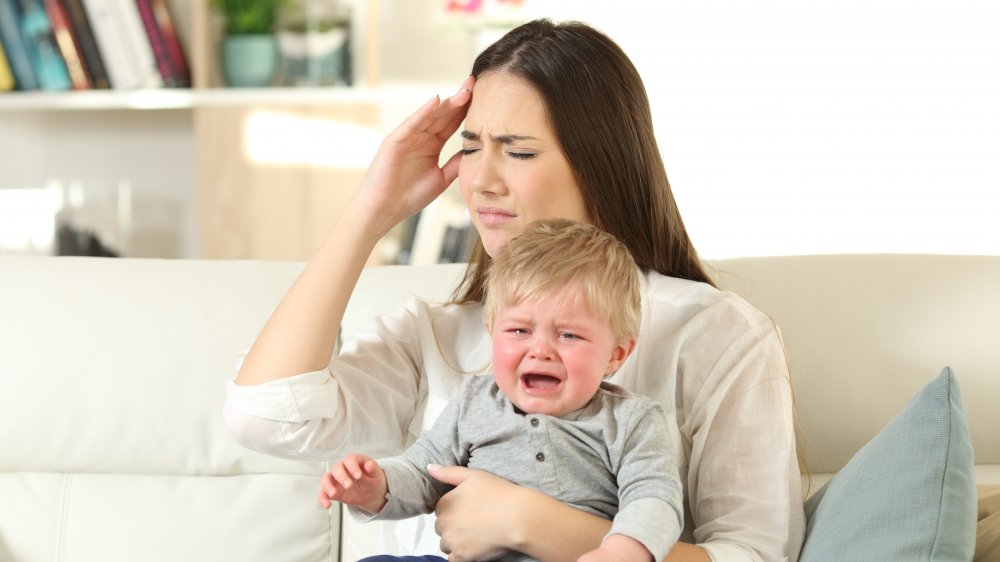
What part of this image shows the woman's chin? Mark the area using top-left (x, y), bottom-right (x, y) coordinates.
top-left (479, 232), bottom-right (511, 258)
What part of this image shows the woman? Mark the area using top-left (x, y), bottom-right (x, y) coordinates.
top-left (225, 19), bottom-right (804, 562)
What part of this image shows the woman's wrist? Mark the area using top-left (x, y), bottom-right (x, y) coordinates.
top-left (507, 487), bottom-right (610, 562)
top-left (502, 485), bottom-right (536, 552)
top-left (337, 195), bottom-right (402, 243)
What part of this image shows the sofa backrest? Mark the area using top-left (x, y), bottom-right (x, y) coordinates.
top-left (0, 256), bottom-right (335, 562)
top-left (707, 254), bottom-right (999, 482)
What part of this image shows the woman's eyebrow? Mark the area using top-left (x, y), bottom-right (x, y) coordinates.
top-left (460, 131), bottom-right (538, 144)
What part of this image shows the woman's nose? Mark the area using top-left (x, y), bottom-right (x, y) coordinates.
top-left (467, 151), bottom-right (506, 196)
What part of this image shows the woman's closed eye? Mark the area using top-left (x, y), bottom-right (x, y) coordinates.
top-left (460, 147), bottom-right (536, 160)
top-left (506, 151), bottom-right (536, 160)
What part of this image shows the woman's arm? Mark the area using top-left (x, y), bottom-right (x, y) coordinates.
top-left (235, 79), bottom-right (473, 387)
top-left (430, 467), bottom-right (709, 562)
top-left (680, 319), bottom-right (805, 562)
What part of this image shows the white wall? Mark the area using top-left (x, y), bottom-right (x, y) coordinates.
top-left (390, 0), bottom-right (1000, 258)
top-left (556, 1), bottom-right (1000, 257)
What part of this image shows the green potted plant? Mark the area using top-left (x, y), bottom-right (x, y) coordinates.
top-left (211, 0), bottom-right (285, 87)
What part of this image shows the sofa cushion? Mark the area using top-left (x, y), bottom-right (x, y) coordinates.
top-left (800, 367), bottom-right (976, 561)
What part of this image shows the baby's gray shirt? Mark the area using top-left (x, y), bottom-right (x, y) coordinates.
top-left (352, 374), bottom-right (683, 562)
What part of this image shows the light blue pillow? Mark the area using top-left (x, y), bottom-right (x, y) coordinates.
top-left (800, 367), bottom-right (976, 561)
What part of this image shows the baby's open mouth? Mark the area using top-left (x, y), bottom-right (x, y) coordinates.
top-left (521, 373), bottom-right (562, 390)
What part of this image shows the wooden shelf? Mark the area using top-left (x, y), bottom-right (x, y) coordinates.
top-left (0, 90), bottom-right (196, 111)
top-left (0, 83), bottom-right (449, 112)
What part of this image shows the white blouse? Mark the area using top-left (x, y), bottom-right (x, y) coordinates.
top-left (224, 271), bottom-right (805, 562)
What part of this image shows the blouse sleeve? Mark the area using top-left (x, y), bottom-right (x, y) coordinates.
top-left (679, 308), bottom-right (806, 562)
top-left (223, 299), bottom-right (434, 461)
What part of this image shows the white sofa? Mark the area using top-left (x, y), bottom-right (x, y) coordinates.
top-left (1, 254), bottom-right (997, 561)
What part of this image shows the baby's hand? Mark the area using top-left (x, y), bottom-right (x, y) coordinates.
top-left (577, 534), bottom-right (653, 562)
top-left (317, 454), bottom-right (388, 514)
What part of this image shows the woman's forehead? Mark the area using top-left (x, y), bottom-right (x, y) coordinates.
top-left (465, 73), bottom-right (552, 136)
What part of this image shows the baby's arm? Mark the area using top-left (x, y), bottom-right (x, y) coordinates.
top-left (578, 534), bottom-right (653, 562)
top-left (317, 453), bottom-right (388, 515)
top-left (605, 401), bottom-right (684, 562)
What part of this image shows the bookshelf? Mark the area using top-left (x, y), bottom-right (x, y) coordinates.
top-left (0, 0), bottom-right (380, 100)
top-left (0, 0), bottom-right (481, 261)
top-left (0, 0), bottom-right (389, 261)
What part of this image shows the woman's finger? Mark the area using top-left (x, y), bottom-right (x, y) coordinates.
top-left (388, 95), bottom-right (444, 140)
top-left (427, 464), bottom-right (475, 486)
top-left (413, 77), bottom-right (475, 138)
top-left (431, 76), bottom-right (476, 139)
top-left (456, 75), bottom-right (475, 94)
top-left (440, 149), bottom-right (464, 188)
top-left (427, 89), bottom-right (473, 137)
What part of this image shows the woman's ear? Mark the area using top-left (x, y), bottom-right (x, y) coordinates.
top-left (605, 339), bottom-right (636, 375)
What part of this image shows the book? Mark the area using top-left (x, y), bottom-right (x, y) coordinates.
top-left (60, 0), bottom-right (109, 88)
top-left (134, 0), bottom-right (187, 87)
top-left (149, 0), bottom-right (188, 85)
top-left (0, 0), bottom-right (39, 89)
top-left (80, 0), bottom-right (141, 88)
top-left (42, 0), bottom-right (91, 89)
top-left (109, 0), bottom-right (161, 88)
top-left (0, 35), bottom-right (16, 90)
top-left (17, 0), bottom-right (72, 91)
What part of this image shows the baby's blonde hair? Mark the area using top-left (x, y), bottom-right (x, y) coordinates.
top-left (484, 219), bottom-right (641, 342)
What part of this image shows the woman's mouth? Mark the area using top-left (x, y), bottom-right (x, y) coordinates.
top-left (477, 207), bottom-right (516, 226)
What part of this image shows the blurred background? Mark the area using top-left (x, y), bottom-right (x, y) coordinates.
top-left (1, 0), bottom-right (997, 263)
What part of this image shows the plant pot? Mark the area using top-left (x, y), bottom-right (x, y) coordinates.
top-left (221, 34), bottom-right (278, 87)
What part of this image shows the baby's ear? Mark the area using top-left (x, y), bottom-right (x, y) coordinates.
top-left (605, 339), bottom-right (637, 375)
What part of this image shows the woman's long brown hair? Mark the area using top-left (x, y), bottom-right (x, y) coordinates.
top-left (451, 19), bottom-right (714, 304)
